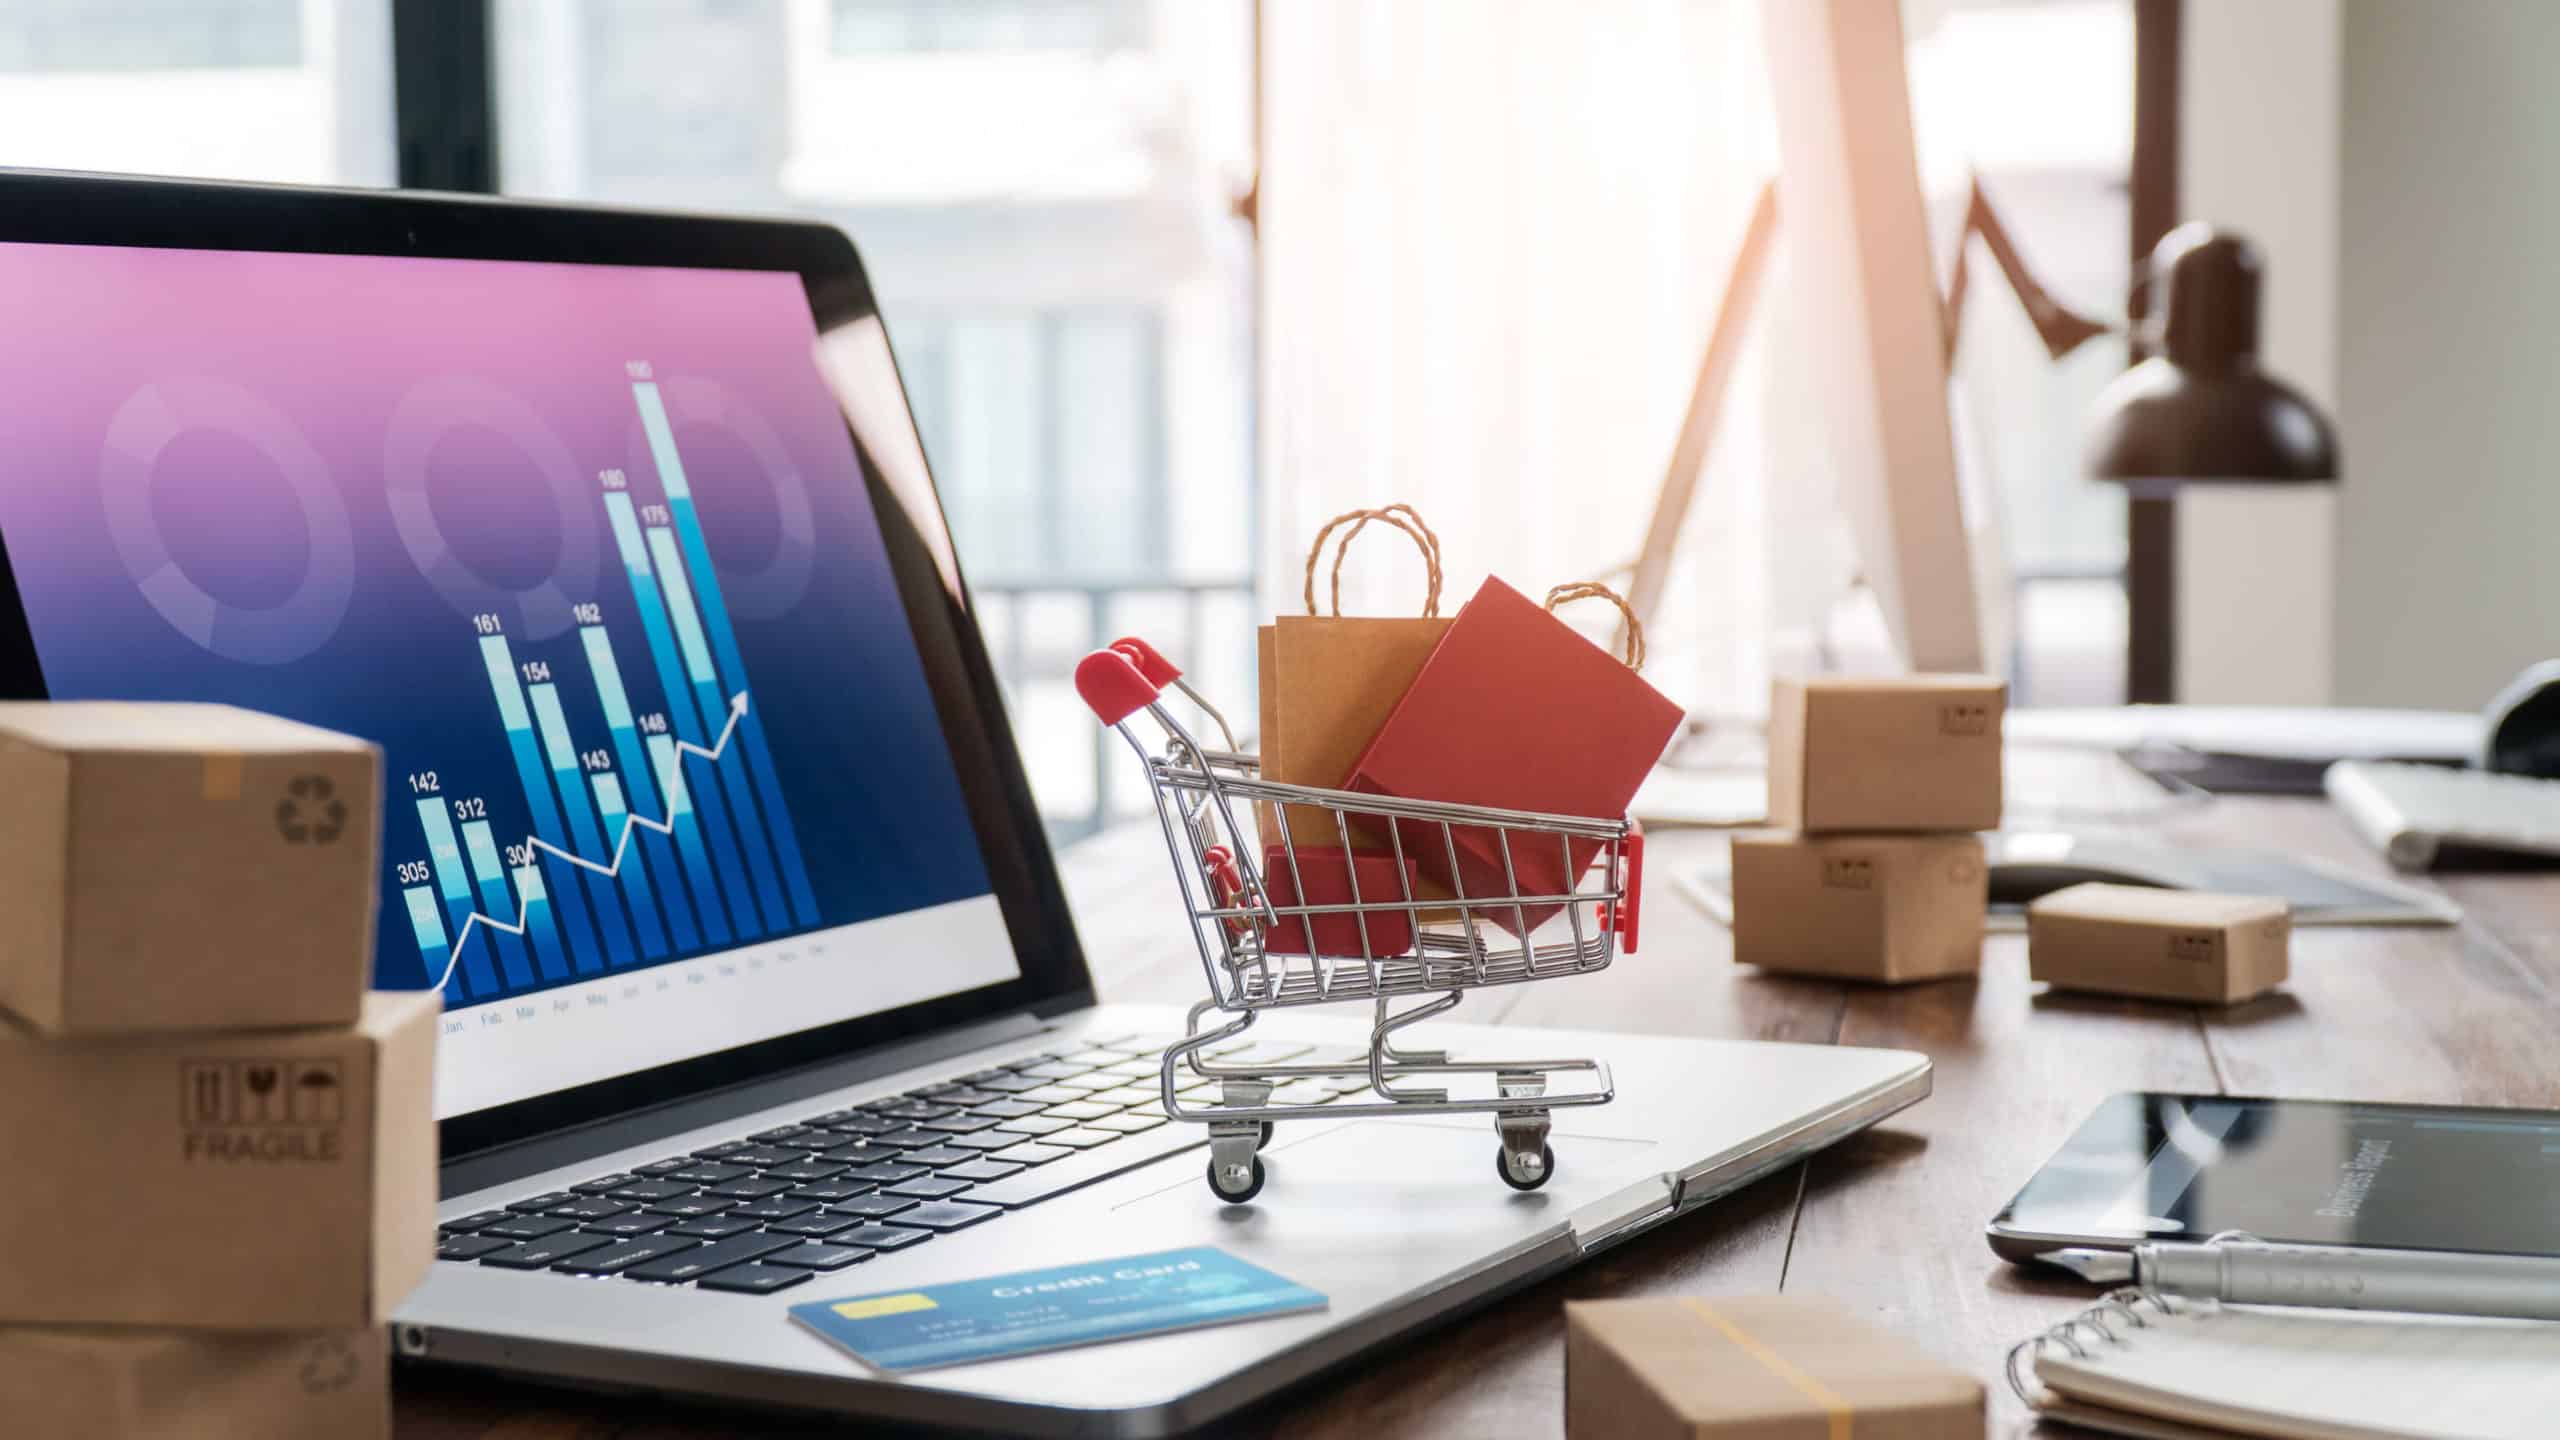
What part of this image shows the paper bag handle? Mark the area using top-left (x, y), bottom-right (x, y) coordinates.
top-left (1544, 582), bottom-right (1646, 672)
top-left (1303, 504), bottom-right (1444, 618)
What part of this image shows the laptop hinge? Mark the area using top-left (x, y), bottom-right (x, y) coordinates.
top-left (440, 1010), bottom-right (1054, 1198)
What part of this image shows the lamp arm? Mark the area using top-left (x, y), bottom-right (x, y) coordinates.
top-left (1944, 173), bottom-right (2113, 365)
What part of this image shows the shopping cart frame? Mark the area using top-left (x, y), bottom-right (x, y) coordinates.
top-left (1079, 636), bottom-right (1643, 1203)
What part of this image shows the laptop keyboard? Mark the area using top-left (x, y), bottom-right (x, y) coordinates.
top-left (436, 1032), bottom-right (1361, 1294)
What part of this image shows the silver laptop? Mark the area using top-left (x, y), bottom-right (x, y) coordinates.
top-left (0, 169), bottom-right (1929, 1437)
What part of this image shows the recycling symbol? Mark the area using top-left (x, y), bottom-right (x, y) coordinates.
top-left (298, 1335), bottom-right (361, 1395)
top-left (275, 774), bottom-right (350, 845)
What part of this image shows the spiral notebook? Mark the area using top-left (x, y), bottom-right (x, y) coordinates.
top-left (2014, 1296), bottom-right (2560, 1440)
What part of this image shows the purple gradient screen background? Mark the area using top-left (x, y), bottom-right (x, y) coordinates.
top-left (0, 241), bottom-right (993, 994)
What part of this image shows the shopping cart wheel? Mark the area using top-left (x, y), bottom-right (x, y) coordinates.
top-left (1256, 1121), bottom-right (1276, 1151)
top-left (1496, 1143), bottom-right (1556, 1192)
top-left (1209, 1155), bottom-right (1267, 1204)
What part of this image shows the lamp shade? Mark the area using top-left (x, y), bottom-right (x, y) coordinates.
top-left (2086, 223), bottom-right (2339, 498)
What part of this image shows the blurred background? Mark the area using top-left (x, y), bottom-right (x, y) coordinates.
top-left (5, 0), bottom-right (2511, 844)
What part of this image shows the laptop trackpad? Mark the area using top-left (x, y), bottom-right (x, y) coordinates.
top-left (1105, 1119), bottom-right (1662, 1304)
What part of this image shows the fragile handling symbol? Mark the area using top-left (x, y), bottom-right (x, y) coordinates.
top-left (276, 773), bottom-right (350, 844)
top-left (431, 691), bottom-right (750, 993)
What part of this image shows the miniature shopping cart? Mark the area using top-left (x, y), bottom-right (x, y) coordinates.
top-left (1077, 636), bottom-right (1643, 1204)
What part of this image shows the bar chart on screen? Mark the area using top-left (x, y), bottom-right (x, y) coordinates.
top-left (393, 362), bottom-right (827, 1005)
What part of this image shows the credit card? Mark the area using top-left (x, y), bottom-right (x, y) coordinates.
top-left (788, 1245), bottom-right (1328, 1371)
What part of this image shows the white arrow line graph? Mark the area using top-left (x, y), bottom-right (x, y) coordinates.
top-left (431, 691), bottom-right (749, 994)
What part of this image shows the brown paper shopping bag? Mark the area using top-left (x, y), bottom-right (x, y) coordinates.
top-left (1256, 507), bottom-right (1458, 914)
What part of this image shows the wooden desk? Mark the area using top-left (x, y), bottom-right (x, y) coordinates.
top-left (400, 785), bottom-right (2558, 1438)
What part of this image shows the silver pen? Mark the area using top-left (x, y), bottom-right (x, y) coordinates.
top-left (2045, 1235), bottom-right (2560, 1321)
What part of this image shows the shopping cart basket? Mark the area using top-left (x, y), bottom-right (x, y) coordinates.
top-left (1077, 636), bottom-right (1643, 1204)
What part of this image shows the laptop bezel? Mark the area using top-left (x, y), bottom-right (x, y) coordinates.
top-left (0, 168), bottom-right (1096, 1160)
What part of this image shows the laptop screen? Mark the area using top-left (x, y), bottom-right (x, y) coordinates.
top-left (0, 240), bottom-right (1023, 1118)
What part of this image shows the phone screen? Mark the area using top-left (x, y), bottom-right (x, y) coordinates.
top-left (1992, 1093), bottom-right (2560, 1257)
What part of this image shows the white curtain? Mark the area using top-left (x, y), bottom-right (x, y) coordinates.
top-left (1258, 0), bottom-right (1821, 715)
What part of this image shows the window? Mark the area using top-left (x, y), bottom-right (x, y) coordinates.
top-left (495, 0), bottom-right (1258, 839)
top-left (0, 0), bottom-right (394, 185)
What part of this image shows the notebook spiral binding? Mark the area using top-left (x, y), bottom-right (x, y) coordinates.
top-left (2005, 1288), bottom-right (2188, 1405)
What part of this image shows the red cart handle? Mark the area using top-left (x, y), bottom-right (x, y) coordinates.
top-left (1075, 647), bottom-right (1160, 725)
top-left (1108, 635), bottom-right (1183, 687)
top-left (1604, 821), bottom-right (1645, 954)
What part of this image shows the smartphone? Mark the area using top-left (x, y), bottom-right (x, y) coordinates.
top-left (1987, 1092), bottom-right (2560, 1263)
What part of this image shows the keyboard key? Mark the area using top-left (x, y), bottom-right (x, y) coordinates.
top-left (939, 1159), bottom-right (1024, 1183)
top-left (767, 1212), bottom-right (863, 1238)
top-left (874, 1101), bottom-right (957, 1121)
top-left (1041, 1128), bottom-right (1121, 1150)
top-left (990, 1143), bottom-right (1070, 1166)
top-left (994, 1115), bottom-right (1073, 1137)
top-left (691, 1141), bottom-right (755, 1159)
top-left (728, 1197), bottom-right (820, 1221)
top-left (766, 1161), bottom-right (848, 1183)
top-left (481, 1233), bottom-right (613, 1269)
top-left (967, 1099), bottom-right (1044, 1119)
top-left (1041, 1075), bottom-right (1118, 1095)
top-left (970, 1073), bottom-right (1045, 1094)
top-left (836, 1224), bottom-right (932, 1252)
top-left (1013, 1086), bottom-right (1089, 1105)
top-left (505, 1191), bottom-right (576, 1213)
top-left (646, 1195), bottom-right (737, 1219)
top-left (608, 1180), bottom-right (697, 1202)
top-left (785, 1180), bottom-right (877, 1204)
top-left (696, 1264), bottom-right (811, 1295)
top-left (919, 1114), bottom-right (1001, 1134)
top-left (1042, 1100), bottom-right (1121, 1122)
top-left (705, 1177), bottom-right (795, 1200)
top-left (843, 1162), bottom-right (930, 1185)
top-left (767, 1130), bottom-right (847, 1152)
top-left (549, 1197), bottom-right (636, 1221)
top-left (582, 1213), bottom-right (674, 1238)
top-left (667, 1215), bottom-right (761, 1240)
top-left (887, 1201), bottom-right (1002, 1232)
top-left (1014, 1062), bottom-right (1090, 1080)
top-left (817, 1141), bottom-right (908, 1165)
top-left (437, 1234), bottom-right (514, 1261)
top-left (570, 1173), bottom-right (637, 1195)
top-left (946, 1132), bottom-right (1021, 1152)
top-left (719, 1146), bottom-right (802, 1168)
top-left (821, 1113), bottom-right (897, 1136)
top-left (634, 1157), bottom-right (696, 1176)
top-left (1055, 1048), bottom-right (1127, 1068)
top-left (971, 1125), bottom-right (1203, 1207)
top-left (670, 1163), bottom-right (753, 1185)
top-left (1089, 1114), bottom-right (1167, 1135)
top-left (765, 1243), bottom-right (871, 1271)
top-left (1087, 1085), bottom-right (1160, 1108)
top-left (884, 1177), bottom-right (975, 1200)
top-left (799, 1109), bottom-right (861, 1127)
top-left (956, 1067), bottom-right (1014, 1083)
top-left (553, 1236), bottom-right (701, 1276)
top-left (750, 1125), bottom-right (814, 1143)
top-left (922, 1086), bottom-right (1000, 1106)
top-left (867, 1128), bottom-right (946, 1151)
top-left (890, 1145), bottom-right (971, 1167)
top-left (621, 1231), bottom-right (800, 1283)
top-left (825, 1195), bottom-right (918, 1221)
top-left (482, 1214), bottom-right (578, 1241)
top-left (439, 1210), bottom-right (508, 1234)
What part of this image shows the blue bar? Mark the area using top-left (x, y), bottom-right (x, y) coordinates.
top-left (587, 769), bottom-right (683, 957)
top-left (509, 862), bottom-right (573, 985)
top-left (458, 817), bottom-right (539, 989)
top-left (403, 884), bottom-right (461, 1000)
top-left (581, 622), bottom-right (706, 949)
top-left (478, 633), bottom-right (609, 974)
top-left (645, 523), bottom-right (788, 930)
top-left (603, 489), bottom-right (761, 938)
top-left (635, 378), bottom-right (824, 928)
top-left (528, 682), bottom-right (653, 964)
top-left (647, 730), bottom-right (728, 937)
top-left (414, 797), bottom-right (496, 997)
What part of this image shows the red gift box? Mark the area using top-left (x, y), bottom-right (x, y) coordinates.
top-left (1205, 844), bottom-right (1421, 958)
top-left (1342, 577), bottom-right (1680, 935)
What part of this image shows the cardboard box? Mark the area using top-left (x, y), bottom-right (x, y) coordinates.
top-left (1566, 1295), bottom-right (1984, 1439)
top-left (1730, 831), bottom-right (1985, 984)
top-left (0, 701), bottom-right (380, 1034)
top-left (0, 1326), bottom-right (386, 1440)
top-left (0, 991), bottom-right (436, 1329)
top-left (1767, 675), bottom-right (2005, 833)
top-left (2029, 883), bottom-right (2291, 1004)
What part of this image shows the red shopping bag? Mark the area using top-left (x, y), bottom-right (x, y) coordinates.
top-left (1342, 578), bottom-right (1679, 935)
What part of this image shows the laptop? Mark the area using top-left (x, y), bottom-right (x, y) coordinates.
top-left (0, 169), bottom-right (1930, 1436)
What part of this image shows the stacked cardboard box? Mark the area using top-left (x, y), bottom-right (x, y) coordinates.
top-left (1731, 677), bottom-right (2003, 984)
top-left (0, 703), bottom-right (434, 1439)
